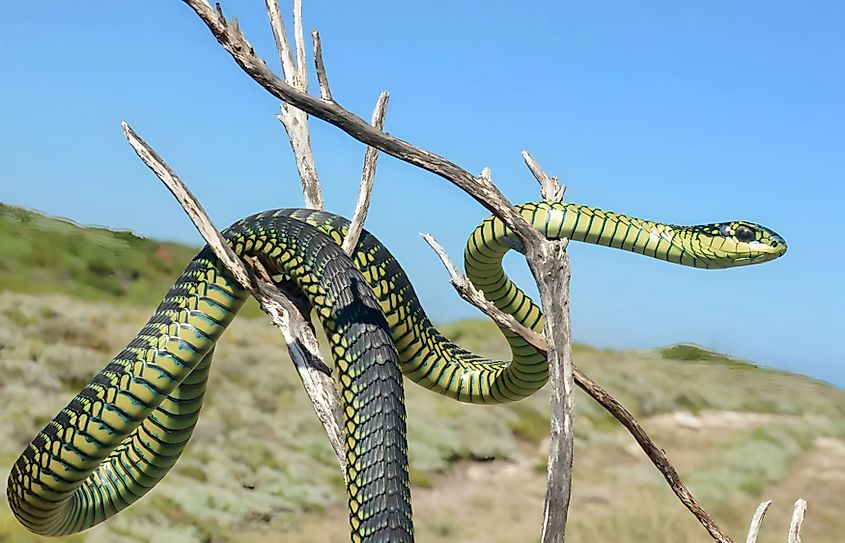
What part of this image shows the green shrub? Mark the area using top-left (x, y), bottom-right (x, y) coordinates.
top-left (659, 344), bottom-right (753, 367)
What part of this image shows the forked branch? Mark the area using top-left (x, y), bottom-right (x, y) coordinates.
top-left (122, 122), bottom-right (346, 473)
top-left (174, 3), bottom-right (791, 543)
top-left (744, 499), bottom-right (808, 543)
top-left (421, 225), bottom-right (731, 543)
top-left (182, 0), bottom-right (542, 246)
top-left (265, 0), bottom-right (323, 209)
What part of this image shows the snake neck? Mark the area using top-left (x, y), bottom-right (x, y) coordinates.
top-left (464, 201), bottom-right (688, 321)
top-left (463, 202), bottom-right (691, 384)
top-left (488, 202), bottom-right (691, 265)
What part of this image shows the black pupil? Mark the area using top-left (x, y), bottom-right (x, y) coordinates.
top-left (735, 226), bottom-right (755, 242)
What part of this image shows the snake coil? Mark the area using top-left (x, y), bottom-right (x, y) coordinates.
top-left (7, 202), bottom-right (786, 542)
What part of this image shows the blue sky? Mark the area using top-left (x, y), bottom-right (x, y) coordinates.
top-left (1, 2), bottom-right (842, 386)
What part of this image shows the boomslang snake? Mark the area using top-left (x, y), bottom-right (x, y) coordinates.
top-left (6, 202), bottom-right (786, 541)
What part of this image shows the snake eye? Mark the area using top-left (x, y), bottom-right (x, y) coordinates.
top-left (735, 225), bottom-right (756, 242)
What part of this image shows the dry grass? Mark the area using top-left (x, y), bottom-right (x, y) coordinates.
top-left (1, 293), bottom-right (843, 542)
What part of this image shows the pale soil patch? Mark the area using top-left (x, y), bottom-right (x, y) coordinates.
top-left (647, 410), bottom-right (792, 431)
top-left (745, 435), bottom-right (845, 543)
top-left (254, 411), bottom-right (840, 543)
top-left (633, 410), bottom-right (800, 475)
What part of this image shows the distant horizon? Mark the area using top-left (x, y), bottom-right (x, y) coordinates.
top-left (1, 2), bottom-right (842, 387)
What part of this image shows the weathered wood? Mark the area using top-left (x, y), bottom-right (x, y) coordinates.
top-left (745, 500), bottom-right (772, 543)
top-left (122, 122), bottom-right (346, 474)
top-left (265, 0), bottom-right (324, 209)
top-left (342, 92), bottom-right (389, 255)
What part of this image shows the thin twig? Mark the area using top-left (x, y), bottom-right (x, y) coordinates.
top-left (182, 0), bottom-right (540, 245)
top-left (422, 231), bottom-right (732, 543)
top-left (523, 151), bottom-right (565, 203)
top-left (745, 500), bottom-right (772, 543)
top-left (122, 121), bottom-right (345, 473)
top-left (292, 0), bottom-right (307, 87)
top-left (264, 0), bottom-right (297, 86)
top-left (311, 29), bottom-right (331, 101)
top-left (264, 0), bottom-right (323, 209)
top-left (788, 499), bottom-right (807, 543)
top-left (420, 233), bottom-right (546, 352)
top-left (341, 92), bottom-right (389, 255)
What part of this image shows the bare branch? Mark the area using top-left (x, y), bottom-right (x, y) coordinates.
top-left (523, 151), bottom-right (565, 203)
top-left (264, 0), bottom-right (297, 85)
top-left (341, 92), bottom-right (389, 255)
top-left (788, 499), bottom-right (807, 543)
top-left (122, 121), bottom-right (345, 473)
top-left (423, 234), bottom-right (733, 543)
top-left (181, 0), bottom-right (540, 245)
top-left (529, 240), bottom-right (573, 543)
top-left (178, 5), bottom-right (731, 542)
top-left (575, 364), bottom-right (732, 542)
top-left (263, 0), bottom-right (323, 208)
top-left (512, 153), bottom-right (575, 541)
top-left (420, 233), bottom-right (546, 352)
top-left (311, 29), bottom-right (332, 101)
top-left (745, 500), bottom-right (772, 543)
top-left (275, 105), bottom-right (323, 209)
top-left (292, 0), bottom-right (307, 87)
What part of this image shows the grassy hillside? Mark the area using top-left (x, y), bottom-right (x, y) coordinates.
top-left (0, 203), bottom-right (198, 305)
top-left (1, 204), bottom-right (843, 542)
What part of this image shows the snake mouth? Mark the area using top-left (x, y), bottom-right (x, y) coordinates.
top-left (748, 240), bottom-right (787, 252)
top-left (732, 249), bottom-right (786, 266)
top-left (733, 239), bottom-right (787, 264)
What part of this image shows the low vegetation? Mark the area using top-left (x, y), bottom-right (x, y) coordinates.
top-left (0, 204), bottom-right (842, 542)
top-left (0, 203), bottom-right (197, 306)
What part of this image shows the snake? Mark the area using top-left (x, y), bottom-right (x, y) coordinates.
top-left (6, 201), bottom-right (786, 542)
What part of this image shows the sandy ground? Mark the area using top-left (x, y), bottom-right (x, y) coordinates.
top-left (235, 410), bottom-right (845, 543)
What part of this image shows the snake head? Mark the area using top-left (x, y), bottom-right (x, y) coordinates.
top-left (681, 221), bottom-right (787, 268)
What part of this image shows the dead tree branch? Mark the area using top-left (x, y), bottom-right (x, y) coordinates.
top-left (523, 151), bottom-right (565, 203)
top-left (342, 92), bottom-right (389, 255)
top-left (421, 225), bottom-right (732, 543)
top-left (521, 158), bottom-right (574, 543)
top-left (265, 0), bottom-right (323, 208)
top-left (177, 3), bottom-right (748, 543)
top-left (745, 501), bottom-right (772, 543)
top-left (575, 369), bottom-right (731, 543)
top-left (788, 499), bottom-right (807, 543)
top-left (182, 0), bottom-right (541, 245)
top-left (122, 122), bottom-right (346, 473)
top-left (744, 498), bottom-right (809, 543)
top-left (311, 29), bottom-right (332, 101)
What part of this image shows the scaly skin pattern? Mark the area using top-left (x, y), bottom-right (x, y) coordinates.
top-left (286, 203), bottom-right (785, 405)
top-left (463, 202), bottom-right (787, 390)
top-left (7, 202), bottom-right (785, 542)
top-left (7, 212), bottom-right (413, 542)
